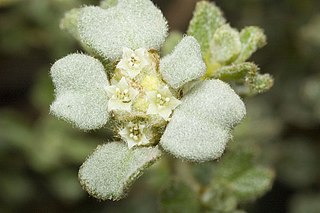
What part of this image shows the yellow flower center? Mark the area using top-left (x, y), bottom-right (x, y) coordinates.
top-left (129, 125), bottom-right (142, 141)
top-left (156, 93), bottom-right (170, 106)
top-left (116, 88), bottom-right (131, 103)
top-left (129, 56), bottom-right (140, 68)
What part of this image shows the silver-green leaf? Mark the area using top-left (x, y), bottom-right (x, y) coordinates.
top-left (213, 62), bottom-right (258, 80)
top-left (235, 26), bottom-right (267, 63)
top-left (50, 54), bottom-right (109, 130)
top-left (210, 24), bottom-right (241, 64)
top-left (78, 0), bottom-right (168, 60)
top-left (160, 36), bottom-right (206, 89)
top-left (187, 1), bottom-right (226, 58)
top-left (229, 167), bottom-right (274, 202)
top-left (79, 142), bottom-right (162, 200)
top-left (160, 80), bottom-right (246, 162)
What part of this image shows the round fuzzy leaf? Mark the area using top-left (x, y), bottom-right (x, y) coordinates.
top-left (235, 26), bottom-right (267, 63)
top-left (78, 0), bottom-right (168, 60)
top-left (210, 24), bottom-right (241, 64)
top-left (187, 1), bottom-right (226, 57)
top-left (160, 36), bottom-right (206, 89)
top-left (50, 54), bottom-right (109, 130)
top-left (160, 80), bottom-right (246, 162)
top-left (79, 142), bottom-right (162, 200)
top-left (229, 167), bottom-right (274, 202)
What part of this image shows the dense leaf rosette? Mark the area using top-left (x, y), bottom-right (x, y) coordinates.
top-left (50, 0), bottom-right (248, 200)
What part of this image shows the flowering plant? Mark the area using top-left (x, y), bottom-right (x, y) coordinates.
top-left (50, 0), bottom-right (273, 203)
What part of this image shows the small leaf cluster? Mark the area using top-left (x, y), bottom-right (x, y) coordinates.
top-left (188, 1), bottom-right (273, 96)
top-left (160, 142), bottom-right (274, 213)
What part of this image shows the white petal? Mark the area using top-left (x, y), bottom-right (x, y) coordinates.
top-left (122, 47), bottom-right (134, 58)
top-left (135, 48), bottom-right (147, 58)
top-left (50, 54), bottom-right (109, 130)
top-left (139, 134), bottom-right (150, 146)
top-left (168, 97), bottom-right (182, 110)
top-left (110, 78), bottom-right (118, 85)
top-left (160, 36), bottom-right (206, 89)
top-left (78, 1), bottom-right (168, 60)
top-left (126, 70), bottom-right (140, 79)
top-left (145, 87), bottom-right (181, 120)
top-left (130, 88), bottom-right (139, 100)
top-left (106, 77), bottom-right (139, 112)
top-left (119, 128), bottom-right (127, 138)
top-left (135, 48), bottom-right (150, 66)
top-left (158, 85), bottom-right (171, 96)
top-left (108, 100), bottom-right (131, 112)
top-left (119, 123), bottom-right (152, 148)
top-left (116, 60), bottom-right (127, 71)
top-left (116, 48), bottom-right (152, 78)
top-left (127, 140), bottom-right (137, 149)
top-left (146, 91), bottom-right (157, 102)
top-left (118, 77), bottom-right (129, 89)
top-left (158, 107), bottom-right (173, 121)
top-left (147, 103), bottom-right (158, 115)
top-left (105, 85), bottom-right (117, 97)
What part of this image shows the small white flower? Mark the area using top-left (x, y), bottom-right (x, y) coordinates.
top-left (119, 122), bottom-right (150, 148)
top-left (105, 77), bottom-right (139, 112)
top-left (146, 86), bottom-right (181, 121)
top-left (116, 47), bottom-right (151, 78)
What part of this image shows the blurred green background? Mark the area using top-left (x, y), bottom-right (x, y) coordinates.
top-left (1, 0), bottom-right (320, 212)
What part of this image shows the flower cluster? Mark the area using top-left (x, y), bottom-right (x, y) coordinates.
top-left (105, 47), bottom-right (181, 147)
top-left (50, 0), bottom-right (246, 200)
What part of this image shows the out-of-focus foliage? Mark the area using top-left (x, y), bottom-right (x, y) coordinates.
top-left (0, 0), bottom-right (85, 58)
top-left (160, 180), bottom-right (201, 213)
top-left (0, 69), bottom-right (103, 211)
top-left (0, 0), bottom-right (105, 212)
top-left (158, 117), bottom-right (275, 212)
top-left (289, 194), bottom-right (320, 213)
top-left (301, 14), bottom-right (320, 48)
top-left (215, 0), bottom-right (320, 212)
top-left (0, 0), bottom-right (21, 7)
top-left (160, 31), bottom-right (183, 56)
